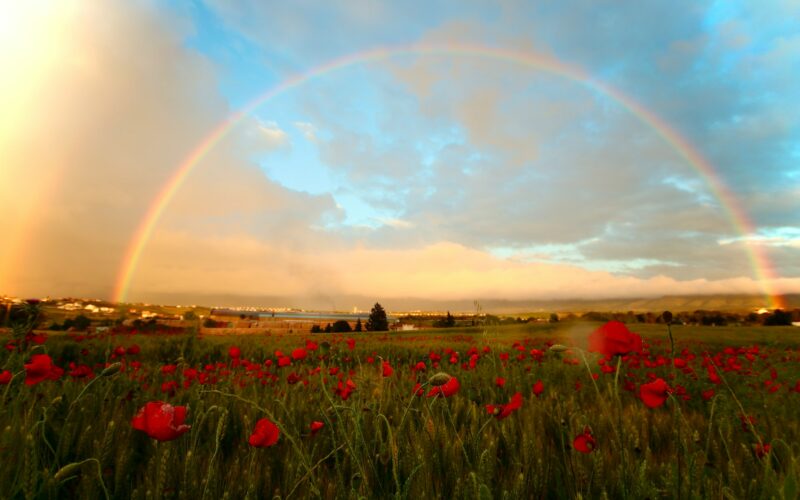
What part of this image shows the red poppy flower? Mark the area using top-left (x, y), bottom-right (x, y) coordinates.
top-left (161, 381), bottom-right (178, 395)
top-left (346, 338), bottom-right (355, 351)
top-left (249, 418), bottom-right (280, 448)
top-left (335, 378), bottom-right (356, 400)
top-left (640, 378), bottom-right (670, 408)
top-left (310, 421), bottom-right (324, 435)
top-left (291, 348), bottom-right (307, 361)
top-left (0, 370), bottom-right (12, 385)
top-left (114, 346), bottom-right (127, 357)
top-left (495, 377), bottom-right (506, 388)
top-left (413, 361), bottom-right (427, 372)
top-left (381, 361), bottom-right (393, 377)
top-left (126, 344), bottom-right (141, 355)
top-left (131, 401), bottom-right (191, 441)
top-left (588, 321), bottom-right (643, 357)
top-left (754, 443), bottom-right (771, 459)
top-left (701, 389), bottom-right (715, 401)
top-left (161, 364), bottom-right (177, 374)
top-left (412, 382), bottom-right (424, 397)
top-left (229, 346), bottom-right (241, 359)
top-left (486, 392), bottom-right (523, 420)
top-left (427, 376), bottom-right (460, 398)
top-left (278, 356), bottom-right (292, 367)
top-left (532, 380), bottom-right (544, 397)
top-left (305, 340), bottom-right (319, 351)
top-left (24, 354), bottom-right (63, 385)
top-left (28, 333), bottom-right (47, 345)
top-left (573, 426), bottom-right (596, 453)
top-left (68, 364), bottom-right (94, 379)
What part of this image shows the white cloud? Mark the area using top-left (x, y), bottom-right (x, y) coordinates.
top-left (258, 121), bottom-right (290, 149)
top-left (293, 121), bottom-right (317, 142)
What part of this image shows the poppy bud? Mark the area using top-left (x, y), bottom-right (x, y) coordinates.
top-left (549, 344), bottom-right (569, 352)
top-left (101, 363), bottom-right (122, 377)
top-left (54, 462), bottom-right (82, 482)
top-left (429, 372), bottom-right (452, 386)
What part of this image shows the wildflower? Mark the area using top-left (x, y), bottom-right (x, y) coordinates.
top-left (486, 392), bottom-right (523, 420)
top-left (495, 377), bottom-right (506, 388)
top-left (0, 370), bottom-right (12, 384)
top-left (126, 344), bottom-right (141, 355)
top-left (381, 361), bottom-right (393, 377)
top-left (427, 374), bottom-right (460, 398)
top-left (573, 426), bottom-right (596, 453)
top-left (640, 378), bottom-right (670, 408)
top-left (131, 401), bottom-right (191, 441)
top-left (310, 421), bottom-right (324, 436)
top-left (532, 380), bottom-right (544, 397)
top-left (161, 381), bottom-right (178, 395)
top-left (68, 364), bottom-right (94, 379)
top-left (754, 443), bottom-right (771, 459)
top-left (229, 346), bottom-right (241, 359)
top-left (335, 378), bottom-right (356, 400)
top-left (588, 321), bottom-right (643, 357)
top-left (24, 354), bottom-right (63, 385)
top-left (291, 348), bottom-right (307, 361)
top-left (249, 418), bottom-right (280, 448)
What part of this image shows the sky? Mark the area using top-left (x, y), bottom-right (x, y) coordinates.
top-left (1, 0), bottom-right (799, 309)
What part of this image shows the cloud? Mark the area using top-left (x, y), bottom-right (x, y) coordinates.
top-left (2, 1), bottom-right (798, 305)
top-left (257, 121), bottom-right (291, 149)
top-left (132, 237), bottom-right (800, 301)
top-left (293, 121), bottom-right (317, 142)
top-left (0, 1), bottom-right (336, 298)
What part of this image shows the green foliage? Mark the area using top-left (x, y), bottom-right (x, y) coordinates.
top-left (331, 320), bottom-right (352, 333)
top-left (366, 302), bottom-right (389, 331)
top-left (0, 323), bottom-right (798, 498)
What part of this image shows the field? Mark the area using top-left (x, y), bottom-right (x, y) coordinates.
top-left (2, 321), bottom-right (800, 499)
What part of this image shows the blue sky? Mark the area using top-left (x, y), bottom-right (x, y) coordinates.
top-left (1, 0), bottom-right (798, 303)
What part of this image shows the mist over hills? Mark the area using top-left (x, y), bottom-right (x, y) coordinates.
top-left (131, 292), bottom-right (799, 314)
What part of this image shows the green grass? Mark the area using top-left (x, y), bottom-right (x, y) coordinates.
top-left (1, 322), bottom-right (799, 498)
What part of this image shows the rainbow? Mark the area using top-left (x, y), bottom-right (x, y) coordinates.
top-left (112, 42), bottom-right (785, 308)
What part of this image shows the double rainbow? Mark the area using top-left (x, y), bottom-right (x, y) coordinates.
top-left (112, 42), bottom-right (785, 308)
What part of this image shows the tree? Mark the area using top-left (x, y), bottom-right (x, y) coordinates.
top-left (549, 313), bottom-right (559, 323)
top-left (310, 325), bottom-right (322, 333)
top-left (434, 311), bottom-right (456, 328)
top-left (183, 310), bottom-right (198, 321)
top-left (331, 320), bottom-right (352, 333)
top-left (366, 302), bottom-right (389, 332)
top-left (354, 318), bottom-right (363, 332)
top-left (764, 309), bottom-right (792, 326)
top-left (73, 314), bottom-right (91, 331)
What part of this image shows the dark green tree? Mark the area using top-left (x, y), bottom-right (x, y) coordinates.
top-left (73, 314), bottom-right (91, 331)
top-left (366, 302), bottom-right (389, 332)
top-left (331, 320), bottom-right (352, 333)
top-left (354, 318), bottom-right (363, 332)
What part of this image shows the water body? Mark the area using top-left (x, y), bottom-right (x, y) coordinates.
top-left (212, 309), bottom-right (393, 321)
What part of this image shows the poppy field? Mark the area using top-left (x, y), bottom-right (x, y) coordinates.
top-left (2, 321), bottom-right (800, 499)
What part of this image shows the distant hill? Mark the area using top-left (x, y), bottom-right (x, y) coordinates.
top-left (127, 292), bottom-right (800, 315)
